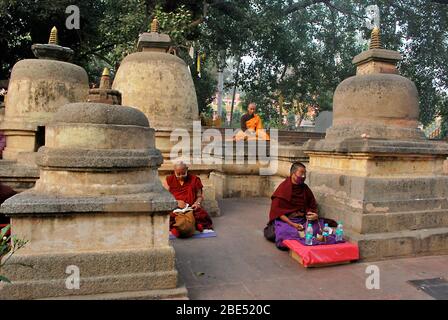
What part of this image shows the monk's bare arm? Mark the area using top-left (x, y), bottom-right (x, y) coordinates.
top-left (279, 215), bottom-right (303, 230)
top-left (305, 187), bottom-right (319, 220)
top-left (196, 189), bottom-right (204, 203)
top-left (192, 189), bottom-right (204, 209)
top-left (162, 179), bottom-right (170, 191)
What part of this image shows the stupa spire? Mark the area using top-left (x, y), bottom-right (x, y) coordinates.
top-left (100, 67), bottom-right (111, 89)
top-left (369, 27), bottom-right (382, 49)
top-left (49, 26), bottom-right (58, 45)
top-left (151, 18), bottom-right (160, 33)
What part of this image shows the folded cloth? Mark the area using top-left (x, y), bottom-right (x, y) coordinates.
top-left (173, 210), bottom-right (196, 238)
top-left (283, 239), bottom-right (359, 267)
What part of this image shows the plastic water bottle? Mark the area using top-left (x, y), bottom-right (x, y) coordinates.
top-left (336, 221), bottom-right (344, 242)
top-left (322, 223), bottom-right (330, 236)
top-left (305, 223), bottom-right (314, 245)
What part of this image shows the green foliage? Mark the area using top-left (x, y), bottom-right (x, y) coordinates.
top-left (286, 111), bottom-right (296, 130)
top-left (1, 0), bottom-right (447, 135)
top-left (155, 4), bottom-right (193, 47)
top-left (201, 0), bottom-right (448, 134)
top-left (94, 0), bottom-right (147, 66)
top-left (0, 224), bottom-right (28, 283)
top-left (229, 109), bottom-right (242, 128)
top-left (193, 65), bottom-right (217, 115)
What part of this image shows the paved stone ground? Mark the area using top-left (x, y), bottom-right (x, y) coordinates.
top-left (172, 198), bottom-right (448, 300)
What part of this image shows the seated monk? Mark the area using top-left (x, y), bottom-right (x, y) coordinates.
top-left (265, 162), bottom-right (322, 250)
top-left (0, 182), bottom-right (17, 225)
top-left (235, 102), bottom-right (270, 141)
top-left (164, 162), bottom-right (213, 237)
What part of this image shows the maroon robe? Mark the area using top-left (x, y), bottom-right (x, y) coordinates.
top-left (0, 183), bottom-right (16, 224)
top-left (166, 173), bottom-right (213, 230)
top-left (268, 177), bottom-right (318, 223)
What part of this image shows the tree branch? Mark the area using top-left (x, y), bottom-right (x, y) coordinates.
top-left (284, 0), bottom-right (367, 19)
top-left (284, 0), bottom-right (326, 15)
top-left (91, 52), bottom-right (114, 67)
top-left (322, 0), bottom-right (366, 20)
top-left (188, 1), bottom-right (209, 28)
top-left (431, 0), bottom-right (448, 4)
top-left (81, 43), bottom-right (119, 56)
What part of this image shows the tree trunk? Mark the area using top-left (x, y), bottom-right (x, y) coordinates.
top-left (217, 70), bottom-right (224, 123)
top-left (279, 94), bottom-right (284, 120)
top-left (216, 50), bottom-right (226, 125)
top-left (229, 57), bottom-right (242, 126)
top-left (145, 0), bottom-right (158, 18)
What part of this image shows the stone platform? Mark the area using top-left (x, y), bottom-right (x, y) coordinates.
top-left (304, 138), bottom-right (448, 261)
top-left (173, 198), bottom-right (448, 300)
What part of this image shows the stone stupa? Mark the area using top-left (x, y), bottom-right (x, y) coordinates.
top-left (0, 76), bottom-right (187, 299)
top-left (113, 18), bottom-right (199, 155)
top-left (304, 27), bottom-right (448, 260)
top-left (113, 18), bottom-right (220, 216)
top-left (0, 27), bottom-right (89, 190)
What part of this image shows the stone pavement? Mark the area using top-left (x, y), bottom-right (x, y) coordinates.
top-left (172, 198), bottom-right (448, 300)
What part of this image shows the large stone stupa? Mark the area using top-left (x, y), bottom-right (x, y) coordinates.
top-left (304, 28), bottom-right (448, 261)
top-left (0, 27), bottom-right (89, 190)
top-left (113, 19), bottom-right (220, 217)
top-left (0, 91), bottom-right (187, 299)
top-left (113, 18), bottom-right (199, 156)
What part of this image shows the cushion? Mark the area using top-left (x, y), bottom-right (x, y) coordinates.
top-left (283, 239), bottom-right (359, 268)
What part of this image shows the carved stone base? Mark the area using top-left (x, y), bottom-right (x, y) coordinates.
top-left (0, 249), bottom-right (187, 300)
top-left (305, 149), bottom-right (448, 261)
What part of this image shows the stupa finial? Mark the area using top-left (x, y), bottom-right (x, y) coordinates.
top-left (137, 17), bottom-right (171, 52)
top-left (151, 18), bottom-right (160, 33)
top-left (100, 68), bottom-right (111, 89)
top-left (49, 26), bottom-right (58, 45)
top-left (369, 27), bottom-right (382, 49)
top-left (102, 67), bottom-right (110, 77)
top-left (87, 67), bottom-right (121, 105)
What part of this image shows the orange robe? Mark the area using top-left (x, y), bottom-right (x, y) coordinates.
top-left (235, 114), bottom-right (270, 141)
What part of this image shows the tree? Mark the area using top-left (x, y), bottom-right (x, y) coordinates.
top-left (0, 0), bottom-right (106, 78)
top-left (205, 0), bottom-right (447, 133)
top-left (1, 0), bottom-right (447, 134)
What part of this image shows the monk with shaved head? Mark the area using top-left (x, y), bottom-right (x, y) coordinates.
top-left (235, 102), bottom-right (270, 141)
top-left (164, 162), bottom-right (213, 237)
top-left (265, 162), bottom-right (320, 250)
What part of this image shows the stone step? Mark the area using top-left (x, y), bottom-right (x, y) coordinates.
top-left (381, 209), bottom-right (448, 232)
top-left (318, 200), bottom-right (448, 234)
top-left (349, 208), bottom-right (448, 234)
top-left (38, 286), bottom-right (189, 300)
top-left (16, 151), bottom-right (38, 166)
top-left (346, 226), bottom-right (448, 261)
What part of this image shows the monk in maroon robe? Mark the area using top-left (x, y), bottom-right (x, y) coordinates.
top-left (265, 162), bottom-right (320, 249)
top-left (165, 162), bottom-right (213, 237)
top-left (0, 183), bottom-right (17, 225)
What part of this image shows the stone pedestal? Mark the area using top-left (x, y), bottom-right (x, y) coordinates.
top-left (304, 36), bottom-right (448, 261)
top-left (0, 103), bottom-right (187, 299)
top-left (209, 140), bottom-right (307, 198)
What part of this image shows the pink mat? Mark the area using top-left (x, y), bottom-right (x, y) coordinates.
top-left (283, 239), bottom-right (359, 267)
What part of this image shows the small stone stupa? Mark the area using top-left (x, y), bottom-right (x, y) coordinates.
top-left (0, 27), bottom-right (89, 190)
top-left (87, 68), bottom-right (122, 105)
top-left (304, 27), bottom-right (448, 261)
top-left (0, 93), bottom-right (187, 299)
